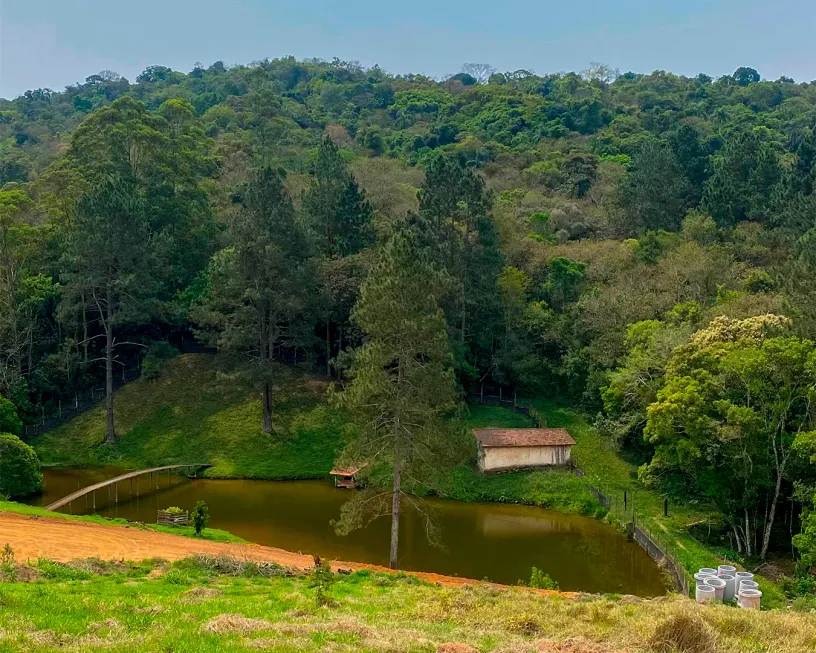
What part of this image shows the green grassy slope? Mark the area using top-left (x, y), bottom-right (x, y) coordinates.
top-left (33, 356), bottom-right (601, 515)
top-left (0, 556), bottom-right (813, 653)
top-left (33, 354), bottom-right (351, 480)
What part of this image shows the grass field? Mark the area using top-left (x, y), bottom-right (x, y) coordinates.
top-left (0, 553), bottom-right (814, 653)
top-left (0, 500), bottom-right (247, 544)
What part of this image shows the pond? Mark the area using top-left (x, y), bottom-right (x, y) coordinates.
top-left (26, 467), bottom-right (668, 596)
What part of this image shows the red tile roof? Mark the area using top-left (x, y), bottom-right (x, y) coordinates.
top-left (473, 428), bottom-right (576, 448)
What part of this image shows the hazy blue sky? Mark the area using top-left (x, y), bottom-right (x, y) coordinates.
top-left (2, 0), bottom-right (815, 99)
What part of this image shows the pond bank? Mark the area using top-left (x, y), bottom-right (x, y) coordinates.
top-left (23, 471), bottom-right (668, 595)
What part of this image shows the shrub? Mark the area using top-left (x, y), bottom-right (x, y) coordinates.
top-left (0, 397), bottom-right (22, 436)
top-left (192, 500), bottom-right (210, 536)
top-left (308, 555), bottom-right (336, 607)
top-left (0, 433), bottom-right (43, 498)
top-left (1, 544), bottom-right (16, 581)
top-left (518, 566), bottom-right (559, 590)
top-left (164, 506), bottom-right (185, 515)
top-left (142, 342), bottom-right (179, 380)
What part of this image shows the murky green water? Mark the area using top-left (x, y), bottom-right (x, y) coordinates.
top-left (27, 467), bottom-right (667, 595)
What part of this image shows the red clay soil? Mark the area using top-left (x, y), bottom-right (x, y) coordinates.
top-left (0, 511), bottom-right (576, 596)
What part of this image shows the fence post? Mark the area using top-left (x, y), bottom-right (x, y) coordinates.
top-left (664, 497), bottom-right (669, 517)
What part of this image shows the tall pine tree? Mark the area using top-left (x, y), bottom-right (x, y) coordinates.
top-left (333, 229), bottom-right (459, 569)
top-left (412, 156), bottom-right (503, 386)
top-left (303, 136), bottom-right (375, 376)
top-left (193, 167), bottom-right (313, 433)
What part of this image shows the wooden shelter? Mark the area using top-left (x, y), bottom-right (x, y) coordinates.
top-left (330, 466), bottom-right (365, 489)
top-left (473, 428), bottom-right (576, 473)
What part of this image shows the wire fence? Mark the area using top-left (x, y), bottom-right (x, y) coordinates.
top-left (23, 366), bottom-right (142, 439)
top-left (465, 392), bottom-right (544, 427)
top-left (577, 470), bottom-right (693, 596)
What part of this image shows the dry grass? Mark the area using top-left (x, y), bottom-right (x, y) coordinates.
top-left (202, 613), bottom-right (276, 635)
top-left (648, 613), bottom-right (716, 653)
top-left (1, 558), bottom-right (815, 652)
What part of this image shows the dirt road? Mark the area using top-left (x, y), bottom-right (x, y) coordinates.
top-left (0, 511), bottom-right (574, 595)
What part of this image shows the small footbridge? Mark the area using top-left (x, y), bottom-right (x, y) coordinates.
top-left (44, 464), bottom-right (211, 512)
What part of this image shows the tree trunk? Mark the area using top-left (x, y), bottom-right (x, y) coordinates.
top-left (262, 382), bottom-right (273, 433)
top-left (104, 307), bottom-right (115, 444)
top-left (760, 458), bottom-right (787, 560)
top-left (325, 315), bottom-right (332, 378)
top-left (744, 508), bottom-right (753, 558)
top-left (82, 294), bottom-right (88, 363)
top-left (261, 306), bottom-right (274, 433)
top-left (389, 438), bottom-right (401, 570)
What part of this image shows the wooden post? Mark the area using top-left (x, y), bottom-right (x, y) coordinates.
top-left (624, 490), bottom-right (627, 510)
top-left (115, 482), bottom-right (118, 504)
top-left (664, 497), bottom-right (668, 517)
top-left (93, 491), bottom-right (96, 512)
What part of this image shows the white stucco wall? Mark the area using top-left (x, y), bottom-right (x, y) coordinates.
top-left (478, 445), bottom-right (571, 472)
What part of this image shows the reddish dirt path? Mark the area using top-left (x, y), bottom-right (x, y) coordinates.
top-left (0, 511), bottom-right (575, 596)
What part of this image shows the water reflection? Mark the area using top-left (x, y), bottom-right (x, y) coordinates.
top-left (26, 468), bottom-right (667, 596)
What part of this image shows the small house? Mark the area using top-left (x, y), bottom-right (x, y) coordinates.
top-left (330, 466), bottom-right (365, 489)
top-left (473, 428), bottom-right (576, 473)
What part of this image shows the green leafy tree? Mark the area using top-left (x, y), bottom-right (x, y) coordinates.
top-left (642, 315), bottom-right (814, 559)
top-left (332, 229), bottom-right (459, 569)
top-left (0, 396), bottom-right (22, 436)
top-left (0, 433), bottom-right (42, 498)
top-left (193, 167), bottom-right (314, 432)
top-left (545, 257), bottom-right (586, 312)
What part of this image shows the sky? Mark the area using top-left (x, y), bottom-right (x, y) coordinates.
top-left (1, 0), bottom-right (815, 100)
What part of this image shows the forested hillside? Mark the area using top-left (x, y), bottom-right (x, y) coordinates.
top-left (2, 58), bottom-right (816, 574)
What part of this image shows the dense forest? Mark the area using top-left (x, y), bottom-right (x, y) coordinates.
top-left (2, 58), bottom-right (816, 571)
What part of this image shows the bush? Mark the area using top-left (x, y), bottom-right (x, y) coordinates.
top-left (0, 433), bottom-right (43, 498)
top-left (518, 566), bottom-right (559, 590)
top-left (0, 396), bottom-right (22, 436)
top-left (164, 506), bottom-right (185, 515)
top-left (142, 342), bottom-right (179, 380)
top-left (308, 555), bottom-right (336, 607)
top-left (192, 500), bottom-right (210, 536)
